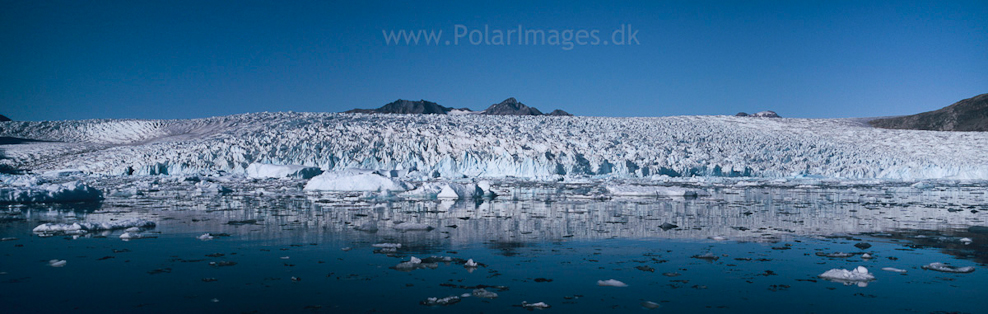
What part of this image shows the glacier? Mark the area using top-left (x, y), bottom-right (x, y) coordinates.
top-left (1, 112), bottom-right (987, 180)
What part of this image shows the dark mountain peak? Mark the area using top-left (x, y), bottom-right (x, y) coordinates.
top-left (870, 93), bottom-right (988, 132)
top-left (547, 109), bottom-right (573, 116)
top-left (482, 98), bottom-right (543, 116)
top-left (345, 99), bottom-right (453, 115)
top-left (0, 114), bottom-right (10, 122)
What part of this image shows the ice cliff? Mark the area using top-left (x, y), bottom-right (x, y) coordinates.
top-left (1, 112), bottom-right (987, 180)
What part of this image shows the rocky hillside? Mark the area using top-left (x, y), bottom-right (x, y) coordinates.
top-left (869, 93), bottom-right (988, 132)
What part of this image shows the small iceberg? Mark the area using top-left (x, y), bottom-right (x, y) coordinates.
top-left (521, 301), bottom-right (551, 309)
top-left (881, 267), bottom-right (907, 273)
top-left (420, 295), bottom-right (460, 306)
top-left (472, 288), bottom-right (498, 299)
top-left (303, 169), bottom-right (408, 192)
top-left (597, 279), bottom-right (628, 287)
top-left (197, 233), bottom-right (214, 240)
top-left (922, 262), bottom-right (975, 273)
top-left (819, 266), bottom-right (875, 286)
top-left (33, 218), bottom-right (156, 235)
top-left (48, 259), bottom-right (67, 267)
top-left (464, 259), bottom-right (478, 267)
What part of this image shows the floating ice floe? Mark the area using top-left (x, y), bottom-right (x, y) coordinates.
top-left (246, 163), bottom-right (323, 179)
top-left (597, 279), bottom-right (628, 287)
top-left (48, 259), bottom-right (67, 267)
top-left (960, 237), bottom-right (973, 245)
top-left (605, 185), bottom-right (709, 197)
top-left (921, 262), bottom-right (975, 273)
top-left (393, 222), bottom-right (433, 231)
top-left (304, 169), bottom-right (408, 192)
top-left (521, 301), bottom-right (550, 309)
top-left (371, 243), bottom-right (401, 248)
top-left (1, 181), bottom-right (103, 203)
top-left (195, 182), bottom-right (231, 194)
top-left (815, 252), bottom-right (858, 258)
top-left (881, 267), bottom-right (907, 273)
top-left (197, 233), bottom-right (214, 240)
top-left (420, 296), bottom-right (460, 306)
top-left (819, 266), bottom-right (875, 286)
top-left (472, 288), bottom-right (497, 299)
top-left (464, 259), bottom-right (478, 267)
top-left (33, 218), bottom-right (156, 235)
top-left (641, 301), bottom-right (661, 309)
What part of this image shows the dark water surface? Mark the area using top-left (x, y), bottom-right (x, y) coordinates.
top-left (1, 183), bottom-right (986, 313)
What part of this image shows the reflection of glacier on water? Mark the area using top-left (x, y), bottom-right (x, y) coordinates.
top-left (17, 184), bottom-right (987, 246)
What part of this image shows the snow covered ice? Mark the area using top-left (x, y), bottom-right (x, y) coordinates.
top-left (597, 279), bottom-right (629, 287)
top-left (3, 112), bottom-right (988, 180)
top-left (819, 266), bottom-right (875, 286)
top-left (922, 262), bottom-right (976, 273)
top-left (0, 180), bottom-right (102, 203)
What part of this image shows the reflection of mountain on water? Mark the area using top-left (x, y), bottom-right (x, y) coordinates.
top-left (14, 186), bottom-right (988, 247)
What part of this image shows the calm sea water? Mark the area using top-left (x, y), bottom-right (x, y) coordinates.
top-left (1, 182), bottom-right (986, 313)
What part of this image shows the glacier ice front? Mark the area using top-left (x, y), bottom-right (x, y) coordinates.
top-left (246, 163), bottom-right (323, 179)
top-left (4, 112), bottom-right (988, 180)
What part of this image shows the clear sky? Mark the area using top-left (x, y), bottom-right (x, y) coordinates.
top-left (2, 0), bottom-right (986, 121)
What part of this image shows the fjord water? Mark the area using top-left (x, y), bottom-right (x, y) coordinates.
top-left (1, 182), bottom-right (985, 313)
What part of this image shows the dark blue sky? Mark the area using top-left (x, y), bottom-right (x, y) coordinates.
top-left (2, 0), bottom-right (986, 121)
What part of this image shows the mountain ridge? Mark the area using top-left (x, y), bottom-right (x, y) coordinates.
top-left (869, 93), bottom-right (988, 132)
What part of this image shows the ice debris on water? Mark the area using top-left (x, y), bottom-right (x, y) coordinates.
top-left (197, 233), bottom-right (214, 240)
top-left (1, 181), bottom-right (103, 203)
top-left (34, 218), bottom-right (156, 235)
top-left (597, 279), bottom-right (628, 287)
top-left (922, 262), bottom-right (975, 273)
top-left (304, 169), bottom-right (407, 192)
top-left (819, 266), bottom-right (875, 286)
top-left (48, 259), bottom-right (67, 267)
top-left (420, 295), bottom-right (460, 306)
top-left (641, 301), bottom-right (661, 309)
top-left (521, 301), bottom-right (550, 309)
top-left (371, 243), bottom-right (401, 248)
top-left (960, 237), bottom-right (973, 245)
top-left (881, 267), bottom-right (907, 273)
top-left (472, 288), bottom-right (498, 299)
top-left (464, 259), bottom-right (478, 267)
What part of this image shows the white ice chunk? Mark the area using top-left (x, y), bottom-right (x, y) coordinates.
top-left (303, 169), bottom-right (408, 192)
top-left (1, 181), bottom-right (103, 203)
top-left (48, 259), bottom-right (67, 267)
top-left (464, 259), bottom-right (478, 267)
top-left (521, 301), bottom-right (550, 309)
top-left (197, 233), bottom-right (214, 240)
top-left (472, 288), bottom-right (498, 299)
top-left (33, 218), bottom-right (155, 234)
top-left (819, 266), bottom-right (875, 286)
top-left (437, 185), bottom-right (459, 199)
top-left (881, 267), bottom-right (907, 273)
top-left (922, 262), bottom-right (975, 273)
top-left (371, 243), bottom-right (401, 248)
top-left (605, 185), bottom-right (709, 197)
top-left (597, 279), bottom-right (629, 287)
